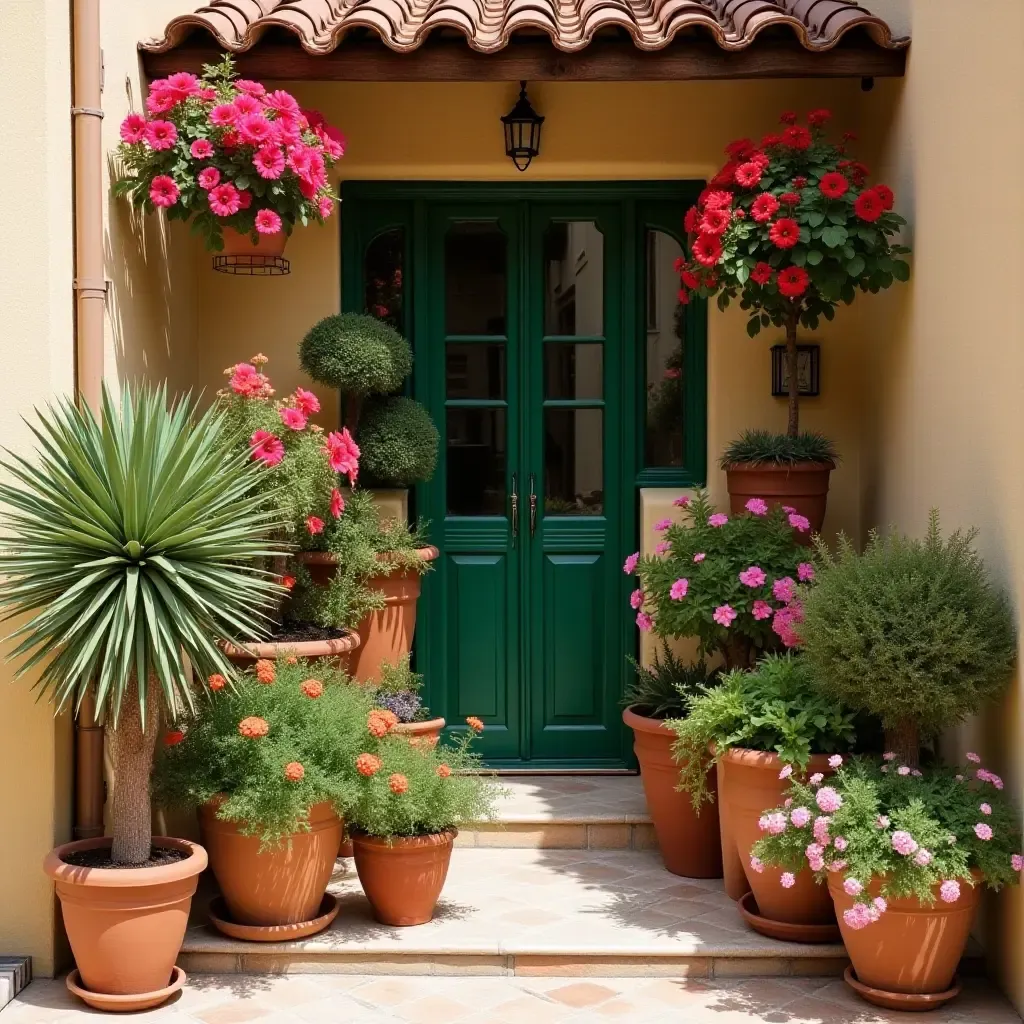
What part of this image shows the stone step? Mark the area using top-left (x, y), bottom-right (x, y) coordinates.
top-left (180, 848), bottom-right (858, 979)
top-left (457, 775), bottom-right (656, 850)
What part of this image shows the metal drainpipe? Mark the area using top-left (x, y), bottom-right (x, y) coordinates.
top-left (71, 0), bottom-right (106, 840)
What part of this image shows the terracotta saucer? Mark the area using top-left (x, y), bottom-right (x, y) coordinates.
top-left (844, 965), bottom-right (962, 1011)
top-left (738, 891), bottom-right (841, 943)
top-left (208, 893), bottom-right (339, 941)
top-left (66, 965), bottom-right (185, 1011)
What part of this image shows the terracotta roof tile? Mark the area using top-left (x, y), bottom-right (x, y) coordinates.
top-left (141, 0), bottom-right (908, 56)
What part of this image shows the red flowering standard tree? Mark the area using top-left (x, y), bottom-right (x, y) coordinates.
top-left (678, 109), bottom-right (909, 439)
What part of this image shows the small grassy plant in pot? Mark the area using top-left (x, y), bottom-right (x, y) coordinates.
top-left (785, 513), bottom-right (1019, 1007)
top-left (621, 650), bottom-right (723, 878)
top-left (671, 654), bottom-right (859, 938)
top-left (2, 386), bottom-right (283, 1010)
top-left (676, 108), bottom-right (910, 530)
top-left (156, 658), bottom-right (375, 939)
top-left (347, 717), bottom-right (499, 925)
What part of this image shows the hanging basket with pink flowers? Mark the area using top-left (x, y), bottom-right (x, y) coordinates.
top-left (112, 55), bottom-right (344, 275)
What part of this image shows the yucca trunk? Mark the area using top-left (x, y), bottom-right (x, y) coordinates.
top-left (107, 676), bottom-right (161, 865)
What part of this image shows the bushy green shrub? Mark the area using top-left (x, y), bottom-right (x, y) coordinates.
top-left (800, 512), bottom-right (1016, 763)
top-left (154, 659), bottom-right (376, 845)
top-left (358, 396), bottom-right (439, 487)
top-left (720, 429), bottom-right (838, 467)
top-left (669, 653), bottom-right (859, 807)
top-left (299, 313), bottom-right (412, 398)
top-left (372, 655), bottom-right (427, 723)
top-left (623, 647), bottom-right (716, 721)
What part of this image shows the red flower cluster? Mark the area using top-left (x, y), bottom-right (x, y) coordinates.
top-left (239, 716), bottom-right (270, 739)
top-left (356, 753), bottom-right (382, 777)
top-left (208, 673), bottom-right (227, 691)
top-left (255, 659), bottom-right (276, 684)
top-left (284, 761), bottom-right (305, 782)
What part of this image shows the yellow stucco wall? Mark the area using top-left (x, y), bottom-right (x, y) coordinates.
top-left (860, 0), bottom-right (1023, 1008)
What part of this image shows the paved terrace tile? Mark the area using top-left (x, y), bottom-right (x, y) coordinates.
top-left (490, 776), bottom-right (649, 824)
top-left (5, 972), bottom-right (1019, 1023)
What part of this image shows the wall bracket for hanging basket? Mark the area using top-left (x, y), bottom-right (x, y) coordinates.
top-left (212, 254), bottom-right (290, 276)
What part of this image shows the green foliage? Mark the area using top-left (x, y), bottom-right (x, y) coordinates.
top-left (800, 512), bottom-right (1016, 741)
top-left (299, 314), bottom-right (412, 397)
top-left (635, 490), bottom-right (808, 666)
top-left (358, 396), bottom-right (439, 487)
top-left (347, 730), bottom-right (502, 838)
top-left (154, 659), bottom-right (376, 845)
top-left (372, 656), bottom-right (427, 724)
top-left (668, 654), bottom-right (858, 807)
top-left (623, 647), bottom-right (717, 720)
top-left (752, 756), bottom-right (1022, 912)
top-left (720, 430), bottom-right (838, 468)
top-left (0, 384), bottom-right (284, 720)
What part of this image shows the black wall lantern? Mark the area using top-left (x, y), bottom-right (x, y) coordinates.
top-left (502, 81), bottom-right (544, 172)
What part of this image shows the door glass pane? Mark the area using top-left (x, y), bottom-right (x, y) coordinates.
top-left (543, 221), bottom-right (604, 336)
top-left (544, 343), bottom-right (603, 400)
top-left (544, 408), bottom-right (603, 515)
top-left (645, 229), bottom-right (685, 468)
top-left (446, 343), bottom-right (506, 400)
top-left (447, 407), bottom-right (507, 516)
top-left (445, 223), bottom-right (507, 336)
top-left (365, 229), bottom-right (404, 334)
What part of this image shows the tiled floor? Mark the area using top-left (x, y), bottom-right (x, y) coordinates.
top-left (4, 972), bottom-right (1020, 1023)
top-left (491, 777), bottom-right (648, 823)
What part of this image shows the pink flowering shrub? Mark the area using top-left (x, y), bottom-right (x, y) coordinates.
top-left (632, 490), bottom-right (808, 668)
top-left (752, 755), bottom-right (1022, 928)
top-left (113, 56), bottom-right (342, 251)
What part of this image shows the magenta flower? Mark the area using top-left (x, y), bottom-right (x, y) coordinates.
top-left (197, 166), bottom-right (221, 191)
top-left (330, 488), bottom-right (345, 518)
top-left (713, 604), bottom-right (737, 627)
top-left (636, 611), bottom-right (654, 632)
top-left (235, 78), bottom-right (266, 98)
top-left (745, 498), bottom-right (768, 516)
top-left (149, 175), bottom-right (179, 208)
top-left (673, 496), bottom-right (690, 508)
top-left (816, 787), bottom-right (843, 813)
top-left (143, 120), bottom-right (177, 150)
top-left (654, 541), bottom-right (670, 556)
top-left (208, 183), bottom-right (241, 216)
top-left (249, 430), bottom-right (284, 466)
top-left (780, 872), bottom-right (796, 889)
top-left (977, 768), bottom-right (1004, 789)
top-left (654, 518), bottom-right (672, 532)
top-left (279, 406), bottom-right (307, 431)
top-left (322, 428), bottom-right (360, 484)
top-left (254, 144), bottom-right (286, 179)
top-left (233, 93), bottom-right (262, 117)
top-left (255, 209), bottom-right (283, 235)
top-left (797, 562), bottom-right (816, 582)
top-left (974, 823), bottom-right (994, 841)
top-left (120, 113), bottom-right (147, 144)
top-left (739, 565), bottom-right (767, 588)
top-left (306, 515), bottom-right (324, 536)
top-left (914, 848), bottom-right (933, 866)
top-left (318, 196), bottom-right (335, 219)
top-left (966, 752), bottom-right (981, 763)
top-left (939, 880), bottom-right (961, 903)
top-left (772, 577), bottom-right (796, 603)
top-left (294, 387), bottom-right (320, 416)
top-left (891, 830), bottom-right (918, 856)
top-left (788, 512), bottom-right (811, 532)
top-left (882, 752), bottom-right (897, 761)
top-left (210, 103), bottom-right (237, 127)
top-left (669, 578), bottom-right (689, 601)
top-left (708, 513), bottom-right (729, 527)
top-left (843, 877), bottom-right (863, 896)
top-left (1011, 854), bottom-right (1023, 872)
top-left (693, 552), bottom-right (706, 563)
top-left (190, 138), bottom-right (214, 159)
top-left (265, 89), bottom-right (301, 117)
top-left (630, 589), bottom-right (644, 610)
top-left (980, 803), bottom-right (992, 816)
top-left (623, 552), bottom-right (639, 575)
top-left (790, 807), bottom-right (811, 828)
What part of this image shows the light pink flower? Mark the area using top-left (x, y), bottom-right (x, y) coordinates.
top-left (209, 183), bottom-right (241, 216)
top-left (843, 904), bottom-right (873, 930)
top-left (630, 589), bottom-right (644, 610)
top-left (966, 752), bottom-right (981, 763)
top-left (1011, 854), bottom-right (1023, 873)
top-left (120, 113), bottom-right (147, 144)
top-left (833, 836), bottom-right (848, 852)
top-left (636, 612), bottom-right (654, 632)
top-left (788, 513), bottom-right (811, 532)
top-left (654, 541), bottom-right (671, 556)
top-left (279, 406), bottom-right (307, 431)
top-left (797, 562), bottom-right (815, 582)
top-left (939, 880), bottom-right (961, 903)
top-left (745, 498), bottom-right (768, 516)
top-left (891, 830), bottom-right (918, 856)
top-left (974, 823), bottom-right (994, 841)
top-left (144, 120), bottom-right (177, 150)
top-left (827, 859), bottom-right (847, 872)
top-left (808, 856), bottom-right (824, 871)
top-left (782, 505), bottom-right (796, 513)
top-left (914, 848), bottom-right (933, 866)
top-left (816, 787), bottom-right (843, 813)
top-left (330, 488), bottom-right (345, 518)
top-left (805, 842), bottom-right (823, 860)
top-left (764, 812), bottom-right (788, 835)
top-left (977, 768), bottom-right (1004, 789)
top-left (322, 428), bottom-right (360, 483)
top-left (149, 175), bottom-right (179, 208)
top-left (874, 897), bottom-right (887, 914)
top-left (897, 765), bottom-right (911, 776)
top-left (778, 764), bottom-right (793, 780)
top-left (294, 387), bottom-right (320, 415)
top-left (249, 430), bottom-right (284, 466)
top-left (713, 604), bottom-right (737, 627)
top-left (693, 552), bottom-right (706, 563)
top-left (670, 578), bottom-right (689, 601)
top-left (190, 138), bottom-right (214, 159)
top-left (654, 518), bottom-right (672, 532)
top-left (307, 515), bottom-right (325, 535)
top-left (623, 552), bottom-right (639, 575)
top-left (791, 806), bottom-right (811, 828)
top-left (843, 877), bottom-right (863, 896)
top-left (813, 816), bottom-right (831, 844)
top-left (739, 565), bottom-right (766, 587)
top-left (809, 773), bottom-right (824, 787)
top-left (255, 209), bottom-right (283, 235)
top-left (772, 577), bottom-right (796, 603)
top-left (955, 774), bottom-right (965, 782)
top-left (749, 856), bottom-right (764, 874)
top-left (673, 496), bottom-right (690, 508)
top-left (784, 798), bottom-right (792, 808)
top-left (911, 769), bottom-right (922, 777)
top-left (708, 513), bottom-right (728, 527)
top-left (210, 104), bottom-right (238, 127)
top-left (752, 600), bottom-right (772, 621)
top-left (882, 752), bottom-right (897, 761)
top-left (980, 803), bottom-right (992, 816)
top-left (780, 872), bottom-right (796, 889)
top-left (253, 144), bottom-right (286, 179)
top-left (876, 815), bottom-right (890, 829)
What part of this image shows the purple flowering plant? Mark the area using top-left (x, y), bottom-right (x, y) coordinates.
top-left (751, 754), bottom-right (1022, 930)
top-left (630, 491), bottom-right (811, 669)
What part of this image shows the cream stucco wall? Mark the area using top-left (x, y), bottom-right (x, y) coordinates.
top-left (860, 0), bottom-right (1023, 1009)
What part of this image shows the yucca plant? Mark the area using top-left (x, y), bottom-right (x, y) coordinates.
top-left (0, 385), bottom-right (285, 865)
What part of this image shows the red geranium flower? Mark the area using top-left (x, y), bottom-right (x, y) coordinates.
top-left (779, 111), bottom-right (798, 125)
top-left (683, 206), bottom-right (700, 233)
top-left (779, 192), bottom-right (801, 206)
top-left (208, 673), bottom-right (227, 691)
top-left (734, 162), bottom-right (763, 188)
top-left (255, 659), bottom-right (275, 684)
top-left (680, 269), bottom-right (700, 290)
top-left (781, 126), bottom-right (812, 151)
top-left (818, 172), bottom-right (849, 199)
top-left (164, 730), bottom-right (185, 747)
top-left (793, 176), bottom-right (808, 188)
top-left (239, 716), bottom-right (269, 739)
top-left (677, 288), bottom-right (690, 306)
top-left (466, 716), bottom-right (485, 733)
top-left (710, 161), bottom-right (739, 187)
top-left (703, 190), bottom-right (733, 210)
top-left (436, 764), bottom-right (452, 779)
top-left (281, 574), bottom-right (296, 590)
top-left (691, 233), bottom-right (722, 267)
top-left (768, 218), bottom-right (801, 249)
top-left (873, 184), bottom-right (895, 210)
top-left (761, 133), bottom-right (782, 148)
top-left (848, 161), bottom-right (870, 185)
top-left (777, 266), bottom-right (810, 298)
top-left (284, 762), bottom-right (305, 782)
top-left (750, 262), bottom-right (775, 286)
top-left (306, 515), bottom-right (325, 535)
top-left (356, 753), bottom-right (381, 777)
top-left (807, 108), bottom-right (832, 126)
top-left (750, 193), bottom-right (780, 223)
top-left (854, 189), bottom-right (884, 222)
top-left (725, 138), bottom-right (757, 160)
top-left (673, 256), bottom-right (685, 273)
top-left (301, 679), bottom-right (324, 699)
top-left (700, 207), bottom-right (731, 235)
top-left (389, 773), bottom-right (409, 795)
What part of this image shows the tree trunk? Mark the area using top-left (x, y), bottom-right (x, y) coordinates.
top-left (107, 675), bottom-right (161, 866)
top-left (785, 311), bottom-right (800, 438)
top-left (884, 718), bottom-right (921, 769)
top-left (341, 393), bottom-right (363, 433)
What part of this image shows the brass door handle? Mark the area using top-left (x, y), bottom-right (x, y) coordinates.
top-left (510, 474), bottom-right (518, 547)
top-left (529, 473), bottom-right (537, 537)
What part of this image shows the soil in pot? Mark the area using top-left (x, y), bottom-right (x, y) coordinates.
top-left (623, 707), bottom-right (722, 878)
top-left (829, 874), bottom-right (981, 1000)
top-left (352, 830), bottom-right (455, 926)
top-left (720, 748), bottom-right (837, 927)
top-left (724, 461), bottom-right (834, 539)
top-left (198, 799), bottom-right (342, 931)
top-left (43, 836), bottom-right (206, 1004)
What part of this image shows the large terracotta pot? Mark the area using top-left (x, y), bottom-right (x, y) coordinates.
top-left (220, 632), bottom-right (361, 674)
top-left (221, 227), bottom-right (288, 259)
top-left (392, 717), bottom-right (446, 747)
top-left (43, 837), bottom-right (206, 1005)
top-left (716, 756), bottom-right (748, 900)
top-left (719, 748), bottom-right (836, 925)
top-left (829, 874), bottom-right (980, 997)
top-left (724, 461), bottom-right (834, 540)
top-left (622, 707), bottom-right (722, 878)
top-left (352, 830), bottom-right (455, 926)
top-left (198, 799), bottom-right (342, 927)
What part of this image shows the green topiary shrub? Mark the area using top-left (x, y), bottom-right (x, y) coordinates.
top-left (358, 396), bottom-right (439, 487)
top-left (299, 313), bottom-right (412, 400)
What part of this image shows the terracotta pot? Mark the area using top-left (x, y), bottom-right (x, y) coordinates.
top-left (392, 717), bottom-right (446, 747)
top-left (221, 227), bottom-right (288, 259)
top-left (829, 873), bottom-right (981, 997)
top-left (43, 837), bottom-right (206, 1004)
top-left (352, 830), bottom-right (455, 926)
top-left (198, 799), bottom-right (342, 928)
top-left (220, 631), bottom-right (361, 674)
top-left (716, 756), bottom-right (748, 900)
top-left (724, 461), bottom-right (834, 540)
top-left (719, 748), bottom-right (836, 926)
top-left (622, 707), bottom-right (722, 878)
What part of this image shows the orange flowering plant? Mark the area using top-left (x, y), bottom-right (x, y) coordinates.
top-left (347, 717), bottom-right (500, 838)
top-left (154, 658), bottom-right (375, 845)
